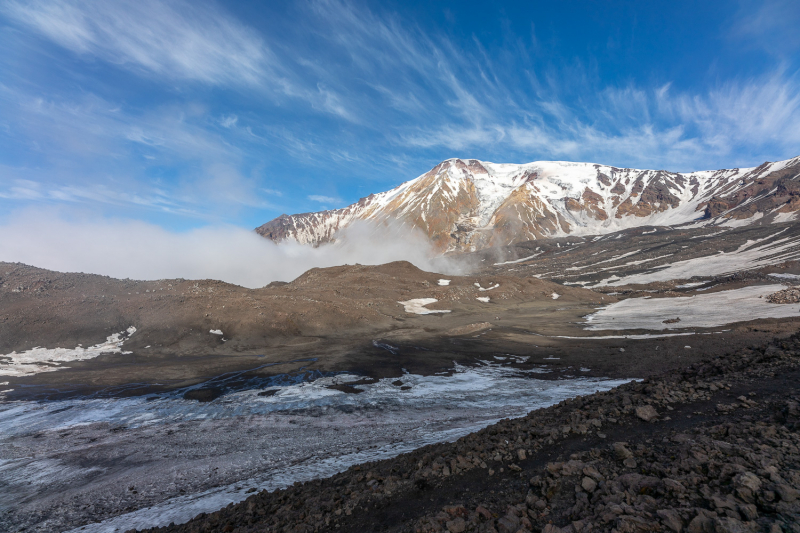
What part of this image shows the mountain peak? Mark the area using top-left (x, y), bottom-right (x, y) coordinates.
top-left (256, 156), bottom-right (800, 252)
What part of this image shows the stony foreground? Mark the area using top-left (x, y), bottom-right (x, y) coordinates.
top-left (138, 334), bottom-right (800, 533)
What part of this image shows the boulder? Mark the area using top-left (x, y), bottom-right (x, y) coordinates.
top-left (446, 517), bottom-right (466, 533)
top-left (657, 509), bottom-right (683, 533)
top-left (635, 405), bottom-right (659, 422)
top-left (581, 477), bottom-right (597, 493)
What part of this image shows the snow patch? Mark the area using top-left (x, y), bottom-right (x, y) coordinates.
top-left (768, 273), bottom-right (800, 280)
top-left (773, 211), bottom-right (798, 224)
top-left (0, 327), bottom-right (136, 377)
top-left (584, 285), bottom-right (799, 330)
top-left (398, 298), bottom-right (451, 315)
top-left (437, 279), bottom-right (451, 286)
top-left (209, 330), bottom-right (224, 336)
top-left (476, 296), bottom-right (490, 303)
top-left (551, 292), bottom-right (560, 300)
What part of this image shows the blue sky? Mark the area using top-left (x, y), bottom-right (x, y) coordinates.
top-left (2, 0), bottom-right (800, 231)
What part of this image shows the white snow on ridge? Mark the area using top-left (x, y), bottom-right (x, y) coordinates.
top-left (268, 155), bottom-right (800, 248)
top-left (0, 327), bottom-right (136, 377)
top-left (398, 298), bottom-right (451, 314)
top-left (584, 285), bottom-right (798, 331)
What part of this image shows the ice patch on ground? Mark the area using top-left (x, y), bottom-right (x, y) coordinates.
top-left (1, 364), bottom-right (630, 533)
top-left (584, 285), bottom-right (799, 330)
top-left (0, 327), bottom-right (136, 377)
top-left (398, 298), bottom-right (451, 314)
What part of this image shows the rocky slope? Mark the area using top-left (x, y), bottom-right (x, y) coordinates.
top-left (136, 331), bottom-right (800, 533)
top-left (256, 157), bottom-right (800, 253)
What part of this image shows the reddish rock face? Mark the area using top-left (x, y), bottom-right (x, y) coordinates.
top-left (256, 156), bottom-right (800, 252)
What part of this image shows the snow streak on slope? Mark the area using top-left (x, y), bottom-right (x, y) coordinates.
top-left (256, 156), bottom-right (800, 252)
top-left (591, 231), bottom-right (800, 286)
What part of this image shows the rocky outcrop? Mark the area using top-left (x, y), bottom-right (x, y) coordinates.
top-left (702, 164), bottom-right (800, 222)
top-left (767, 287), bottom-right (800, 304)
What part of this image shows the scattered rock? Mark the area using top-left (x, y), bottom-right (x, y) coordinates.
top-left (613, 442), bottom-right (634, 461)
top-left (635, 404), bottom-right (659, 421)
top-left (766, 286), bottom-right (800, 303)
top-left (657, 509), bottom-right (683, 533)
top-left (446, 517), bottom-right (466, 533)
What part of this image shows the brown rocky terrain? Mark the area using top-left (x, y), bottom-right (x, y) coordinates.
top-left (4, 254), bottom-right (797, 403)
top-left (135, 329), bottom-right (800, 533)
top-left (1, 260), bottom-right (620, 399)
top-left (0, 259), bottom-right (599, 355)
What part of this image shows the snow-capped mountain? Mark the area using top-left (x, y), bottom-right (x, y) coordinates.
top-left (256, 156), bottom-right (800, 252)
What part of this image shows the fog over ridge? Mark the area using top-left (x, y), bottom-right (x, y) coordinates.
top-left (0, 211), bottom-right (468, 288)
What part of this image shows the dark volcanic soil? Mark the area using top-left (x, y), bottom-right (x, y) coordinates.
top-left (138, 333), bottom-right (800, 533)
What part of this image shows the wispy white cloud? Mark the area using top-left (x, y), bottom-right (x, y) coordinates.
top-left (308, 194), bottom-right (341, 204)
top-left (0, 84), bottom-right (285, 217)
top-left (219, 114), bottom-right (238, 128)
top-left (2, 0), bottom-right (800, 228)
top-left (3, 0), bottom-right (272, 86)
top-left (730, 0), bottom-right (800, 56)
top-left (2, 0), bottom-right (361, 123)
top-left (293, 0), bottom-right (800, 170)
top-left (0, 175), bottom-right (190, 214)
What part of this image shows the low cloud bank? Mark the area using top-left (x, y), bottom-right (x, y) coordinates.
top-left (0, 211), bottom-right (468, 288)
